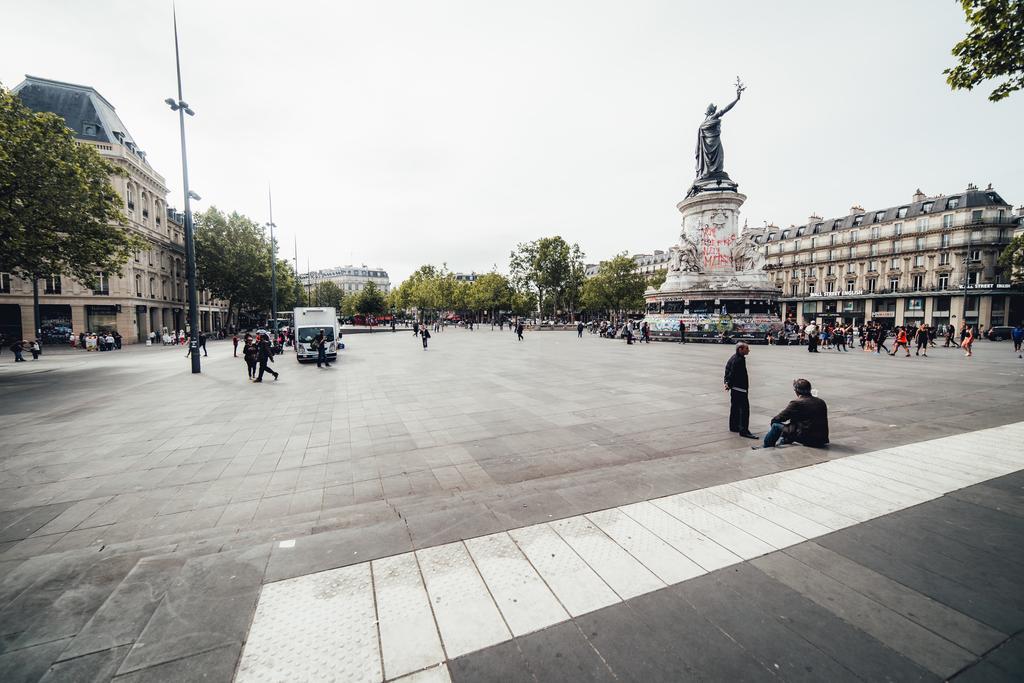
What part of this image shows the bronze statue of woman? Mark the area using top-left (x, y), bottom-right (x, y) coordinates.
top-left (695, 78), bottom-right (745, 180)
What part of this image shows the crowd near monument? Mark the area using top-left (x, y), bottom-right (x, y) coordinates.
top-left (644, 78), bottom-right (781, 341)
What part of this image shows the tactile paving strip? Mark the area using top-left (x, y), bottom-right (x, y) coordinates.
top-left (236, 422), bottom-right (1024, 682)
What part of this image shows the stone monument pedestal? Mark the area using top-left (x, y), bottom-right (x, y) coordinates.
top-left (644, 189), bottom-right (780, 342)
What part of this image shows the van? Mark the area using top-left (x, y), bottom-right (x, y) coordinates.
top-left (293, 307), bottom-right (341, 363)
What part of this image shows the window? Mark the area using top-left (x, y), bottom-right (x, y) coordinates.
top-left (793, 239), bottom-right (801, 251)
top-left (914, 255), bottom-right (924, 268)
top-left (790, 283), bottom-right (799, 297)
top-left (846, 280), bottom-right (856, 292)
top-left (916, 218), bottom-right (928, 232)
top-left (148, 250), bottom-right (154, 266)
top-left (815, 223), bottom-right (824, 233)
top-left (135, 274), bottom-right (142, 297)
top-left (969, 249), bottom-right (980, 261)
top-left (43, 275), bottom-right (61, 294)
top-left (891, 258), bottom-right (900, 270)
top-left (826, 281), bottom-right (835, 293)
top-left (938, 273), bottom-right (949, 289)
top-left (810, 237), bottom-right (817, 249)
top-left (921, 201), bottom-right (933, 213)
top-left (847, 263), bottom-right (856, 273)
top-left (965, 295), bottom-right (978, 310)
top-left (908, 296), bottom-right (924, 309)
top-left (149, 277), bottom-right (156, 297)
top-left (893, 240), bottom-right (901, 254)
top-left (889, 278), bottom-right (899, 292)
top-left (847, 246), bottom-right (855, 259)
top-left (853, 214), bottom-right (865, 226)
top-left (869, 244), bottom-right (878, 256)
top-left (872, 211), bottom-right (884, 223)
top-left (912, 275), bottom-right (924, 291)
top-left (939, 252), bottom-right (951, 265)
top-left (828, 249), bottom-right (835, 261)
top-left (850, 230), bottom-right (859, 242)
top-left (915, 237), bottom-right (925, 250)
top-left (946, 197), bottom-right (959, 210)
top-left (867, 279), bottom-right (877, 293)
top-left (967, 271), bottom-right (979, 286)
top-left (0, 272), bottom-right (9, 293)
top-left (93, 273), bottom-right (109, 295)
top-left (941, 234), bottom-right (950, 248)
top-left (971, 229), bottom-right (982, 241)
top-left (829, 234), bottom-right (837, 246)
top-left (827, 265), bottom-right (835, 276)
top-left (894, 222), bottom-right (903, 235)
top-left (871, 227), bottom-right (880, 239)
top-left (942, 214), bottom-right (953, 228)
top-left (897, 206), bottom-right (908, 218)
top-left (868, 260), bottom-right (878, 272)
top-left (126, 186), bottom-right (134, 210)
top-left (832, 220), bottom-right (843, 230)
top-left (808, 283), bottom-right (816, 294)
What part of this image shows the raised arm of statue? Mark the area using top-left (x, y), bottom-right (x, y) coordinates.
top-left (714, 78), bottom-right (745, 119)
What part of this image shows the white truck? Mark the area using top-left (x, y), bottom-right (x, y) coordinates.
top-left (292, 307), bottom-right (341, 363)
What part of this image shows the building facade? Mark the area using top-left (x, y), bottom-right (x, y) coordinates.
top-left (754, 186), bottom-right (1022, 330)
top-left (585, 250), bottom-right (672, 279)
top-left (0, 76), bottom-right (228, 344)
top-left (299, 265), bottom-right (391, 296)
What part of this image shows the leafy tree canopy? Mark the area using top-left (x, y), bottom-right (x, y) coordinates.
top-left (0, 84), bottom-right (143, 284)
top-left (945, 0), bottom-right (1024, 101)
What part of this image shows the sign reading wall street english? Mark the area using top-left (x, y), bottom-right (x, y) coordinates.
top-left (809, 290), bottom-right (863, 297)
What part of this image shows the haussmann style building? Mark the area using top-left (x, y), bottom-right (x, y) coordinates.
top-left (0, 76), bottom-right (228, 344)
top-left (754, 186), bottom-right (1022, 331)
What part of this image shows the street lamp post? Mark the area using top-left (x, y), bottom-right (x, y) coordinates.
top-left (267, 188), bottom-right (278, 332)
top-left (166, 7), bottom-right (200, 374)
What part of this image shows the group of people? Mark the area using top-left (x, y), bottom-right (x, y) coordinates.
top-left (240, 332), bottom-right (279, 382)
top-left (724, 341), bottom-right (830, 450)
top-left (5, 338), bottom-right (41, 362)
top-left (794, 319), bottom-right (998, 359)
top-left (71, 331), bottom-right (121, 351)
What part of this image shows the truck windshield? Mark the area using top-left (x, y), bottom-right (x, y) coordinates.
top-left (297, 327), bottom-right (334, 343)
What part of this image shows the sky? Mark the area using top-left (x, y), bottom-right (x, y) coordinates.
top-left (3, 0), bottom-right (1022, 284)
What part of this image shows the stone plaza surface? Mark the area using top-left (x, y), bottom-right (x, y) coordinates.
top-left (0, 330), bottom-right (1022, 681)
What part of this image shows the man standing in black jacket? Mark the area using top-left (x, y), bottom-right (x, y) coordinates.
top-left (255, 333), bottom-right (279, 382)
top-left (723, 342), bottom-right (757, 439)
top-left (757, 378), bottom-right (829, 449)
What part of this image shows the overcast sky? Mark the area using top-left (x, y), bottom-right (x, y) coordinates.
top-left (3, 1), bottom-right (1022, 284)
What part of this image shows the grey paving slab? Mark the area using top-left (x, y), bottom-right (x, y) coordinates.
top-left (0, 638), bottom-right (72, 683)
top-left (263, 518), bottom-right (411, 583)
top-left (39, 644), bottom-right (131, 683)
top-left (448, 639), bottom-right (535, 683)
top-left (511, 621), bottom-right (616, 683)
top-left (112, 642), bottom-right (241, 683)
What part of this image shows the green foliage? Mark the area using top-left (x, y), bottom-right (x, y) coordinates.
top-left (313, 280), bottom-right (344, 309)
top-left (581, 252), bottom-right (647, 315)
top-left (0, 84), bottom-right (144, 284)
top-left (998, 233), bottom-right (1024, 282)
top-left (353, 280), bottom-right (387, 316)
top-left (468, 271), bottom-right (513, 316)
top-left (194, 206), bottom-right (296, 324)
top-left (647, 269), bottom-right (667, 289)
top-left (945, 0), bottom-right (1024, 101)
top-left (509, 236), bottom-right (586, 320)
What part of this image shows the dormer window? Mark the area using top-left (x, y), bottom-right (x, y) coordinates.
top-left (873, 211), bottom-right (885, 223)
top-left (897, 206), bottom-right (908, 218)
top-left (853, 214), bottom-right (865, 226)
top-left (832, 220), bottom-right (842, 229)
top-left (921, 201), bottom-right (933, 213)
top-left (946, 197), bottom-right (960, 210)
top-left (796, 227), bottom-right (806, 236)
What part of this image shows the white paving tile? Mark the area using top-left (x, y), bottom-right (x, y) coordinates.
top-left (708, 484), bottom-right (833, 538)
top-left (803, 466), bottom-right (934, 510)
top-left (619, 500), bottom-right (743, 571)
top-left (782, 470), bottom-right (896, 518)
top-left (465, 532), bottom-right (568, 637)
top-left (373, 553), bottom-right (445, 680)
top-left (417, 542), bottom-right (511, 659)
top-left (729, 477), bottom-right (861, 531)
top-left (679, 488), bottom-right (807, 549)
top-left (549, 516), bottom-right (665, 599)
top-left (823, 459), bottom-right (946, 496)
top-left (509, 522), bottom-right (624, 617)
top-left (237, 563), bottom-right (381, 683)
top-left (652, 493), bottom-right (776, 559)
top-left (586, 508), bottom-right (706, 584)
top-left (392, 663), bottom-right (452, 683)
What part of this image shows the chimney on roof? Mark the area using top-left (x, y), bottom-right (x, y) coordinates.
top-left (850, 205), bottom-right (865, 214)
top-left (808, 213), bottom-right (822, 224)
top-left (986, 183), bottom-right (993, 191)
top-left (912, 189), bottom-right (926, 203)
top-left (966, 182), bottom-right (978, 191)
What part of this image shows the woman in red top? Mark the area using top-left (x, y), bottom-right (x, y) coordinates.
top-left (890, 327), bottom-right (910, 357)
top-left (962, 325), bottom-right (975, 357)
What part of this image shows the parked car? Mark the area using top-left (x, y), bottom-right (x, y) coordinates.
top-left (986, 326), bottom-right (1014, 341)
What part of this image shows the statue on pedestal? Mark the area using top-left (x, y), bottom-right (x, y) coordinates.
top-left (688, 77), bottom-right (745, 197)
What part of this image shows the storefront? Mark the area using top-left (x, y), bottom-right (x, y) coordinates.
top-left (39, 304), bottom-right (73, 344)
top-left (86, 304), bottom-right (119, 334)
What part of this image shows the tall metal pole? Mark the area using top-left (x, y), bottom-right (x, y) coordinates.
top-left (294, 236), bottom-right (301, 307)
top-left (268, 187), bottom-right (278, 331)
top-left (172, 6), bottom-right (200, 374)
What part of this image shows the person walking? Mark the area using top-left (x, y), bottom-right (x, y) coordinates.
top-left (198, 332), bottom-right (208, 357)
top-left (723, 342), bottom-right (758, 439)
top-left (805, 320), bottom-right (819, 353)
top-left (315, 328), bottom-right (331, 368)
top-left (641, 321), bottom-right (651, 343)
top-left (10, 339), bottom-right (26, 362)
top-left (962, 325), bottom-right (975, 357)
top-left (1012, 322), bottom-right (1023, 359)
top-left (421, 326), bottom-right (431, 350)
top-left (914, 324), bottom-right (929, 357)
top-left (679, 320), bottom-right (687, 343)
top-left (255, 334), bottom-right (279, 382)
top-left (232, 334), bottom-right (239, 357)
top-left (875, 325), bottom-right (890, 355)
top-left (243, 338), bottom-right (258, 380)
top-left (755, 378), bottom-right (829, 450)
top-left (413, 322), bottom-right (419, 337)
top-left (834, 325), bottom-right (847, 352)
top-left (890, 326), bottom-right (910, 357)
top-left (516, 321), bottom-right (524, 341)
top-left (944, 323), bottom-right (955, 348)
top-left (577, 321), bottom-right (584, 339)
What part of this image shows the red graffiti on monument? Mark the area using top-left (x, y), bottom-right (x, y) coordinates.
top-left (698, 223), bottom-right (736, 269)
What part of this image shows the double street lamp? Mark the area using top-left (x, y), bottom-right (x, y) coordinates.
top-left (166, 7), bottom-right (200, 374)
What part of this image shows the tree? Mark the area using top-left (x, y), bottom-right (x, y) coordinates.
top-left (581, 252), bottom-right (647, 317)
top-left (998, 233), bottom-right (1024, 283)
top-left (314, 280), bottom-right (344, 310)
top-left (647, 269), bottom-right (667, 289)
top-left (509, 236), bottom-right (586, 322)
top-left (354, 280), bottom-right (386, 317)
top-left (0, 84), bottom-right (145, 336)
top-left (469, 271), bottom-right (513, 321)
top-left (945, 0), bottom-right (1024, 101)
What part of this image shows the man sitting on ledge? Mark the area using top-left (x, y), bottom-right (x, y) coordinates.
top-left (757, 378), bottom-right (829, 449)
